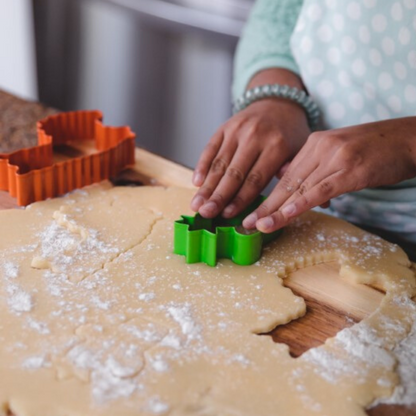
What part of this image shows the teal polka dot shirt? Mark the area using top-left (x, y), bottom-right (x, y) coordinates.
top-left (233, 0), bottom-right (416, 243)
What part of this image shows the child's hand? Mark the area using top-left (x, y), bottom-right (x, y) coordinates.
top-left (243, 117), bottom-right (416, 233)
top-left (190, 98), bottom-right (310, 218)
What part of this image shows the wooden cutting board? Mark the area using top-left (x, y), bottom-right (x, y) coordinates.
top-left (0, 91), bottom-right (414, 415)
top-left (0, 146), bottom-right (414, 416)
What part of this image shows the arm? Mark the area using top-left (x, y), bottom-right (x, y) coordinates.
top-left (191, 68), bottom-right (310, 219)
top-left (191, 0), bottom-right (308, 218)
top-left (243, 117), bottom-right (416, 232)
top-left (233, 0), bottom-right (304, 99)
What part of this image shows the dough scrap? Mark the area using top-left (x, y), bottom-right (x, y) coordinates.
top-left (0, 184), bottom-right (415, 416)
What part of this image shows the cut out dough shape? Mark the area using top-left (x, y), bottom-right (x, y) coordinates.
top-left (0, 185), bottom-right (415, 416)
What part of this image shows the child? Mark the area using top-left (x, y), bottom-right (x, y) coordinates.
top-left (190, 0), bottom-right (416, 258)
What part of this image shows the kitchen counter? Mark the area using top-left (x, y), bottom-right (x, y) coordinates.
top-left (0, 89), bottom-right (57, 153)
top-left (0, 89), bottom-right (415, 416)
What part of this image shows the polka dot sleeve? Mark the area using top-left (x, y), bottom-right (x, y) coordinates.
top-left (232, 0), bottom-right (304, 100)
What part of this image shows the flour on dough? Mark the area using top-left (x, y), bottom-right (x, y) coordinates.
top-left (0, 184), bottom-right (415, 416)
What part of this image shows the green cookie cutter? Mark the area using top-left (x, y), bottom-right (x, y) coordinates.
top-left (173, 196), bottom-right (283, 267)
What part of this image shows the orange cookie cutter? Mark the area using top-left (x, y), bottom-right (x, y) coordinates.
top-left (0, 110), bottom-right (136, 206)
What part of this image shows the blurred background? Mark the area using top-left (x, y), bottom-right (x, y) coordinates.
top-left (0, 0), bottom-right (254, 168)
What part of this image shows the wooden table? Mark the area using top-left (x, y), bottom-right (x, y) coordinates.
top-left (0, 89), bottom-right (414, 416)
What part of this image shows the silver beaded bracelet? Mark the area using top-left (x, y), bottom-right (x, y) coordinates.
top-left (233, 84), bottom-right (321, 130)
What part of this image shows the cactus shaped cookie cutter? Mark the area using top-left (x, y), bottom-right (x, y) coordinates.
top-left (0, 110), bottom-right (135, 206)
top-left (174, 196), bottom-right (283, 267)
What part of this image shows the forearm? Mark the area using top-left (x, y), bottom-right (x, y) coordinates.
top-left (193, 69), bottom-right (311, 217)
top-left (232, 0), bottom-right (304, 99)
top-left (245, 68), bottom-right (310, 142)
top-left (401, 117), bottom-right (416, 174)
top-left (243, 117), bottom-right (416, 233)
top-left (247, 68), bottom-right (305, 91)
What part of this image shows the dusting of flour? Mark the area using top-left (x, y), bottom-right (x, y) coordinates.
top-left (301, 294), bottom-right (416, 407)
top-left (0, 190), bottom-right (415, 415)
top-left (2, 262), bottom-right (34, 314)
top-left (373, 297), bottom-right (416, 407)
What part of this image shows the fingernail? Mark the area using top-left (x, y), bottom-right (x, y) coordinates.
top-left (191, 195), bottom-right (205, 211)
top-left (193, 172), bottom-right (203, 186)
top-left (243, 213), bottom-right (258, 228)
top-left (223, 204), bottom-right (235, 217)
top-left (282, 203), bottom-right (296, 217)
top-left (201, 201), bottom-right (217, 215)
top-left (257, 216), bottom-right (274, 231)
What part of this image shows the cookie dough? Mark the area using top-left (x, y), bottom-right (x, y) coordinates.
top-left (0, 185), bottom-right (415, 416)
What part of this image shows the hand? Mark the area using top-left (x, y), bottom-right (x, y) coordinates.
top-left (276, 162), bottom-right (331, 209)
top-left (243, 117), bottom-right (416, 233)
top-left (190, 98), bottom-right (310, 218)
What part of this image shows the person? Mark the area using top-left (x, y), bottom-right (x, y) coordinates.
top-left (190, 0), bottom-right (416, 259)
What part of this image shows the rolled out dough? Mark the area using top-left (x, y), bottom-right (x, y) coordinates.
top-left (0, 184), bottom-right (415, 416)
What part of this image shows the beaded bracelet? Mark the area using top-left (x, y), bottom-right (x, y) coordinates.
top-left (233, 84), bottom-right (321, 130)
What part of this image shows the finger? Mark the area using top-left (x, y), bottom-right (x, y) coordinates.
top-left (276, 141), bottom-right (319, 194)
top-left (242, 149), bottom-right (319, 228)
top-left (320, 200), bottom-right (331, 209)
top-left (271, 165), bottom-right (333, 211)
top-left (190, 142), bottom-right (237, 212)
top-left (222, 147), bottom-right (284, 218)
top-left (256, 172), bottom-right (344, 233)
top-left (193, 130), bottom-right (223, 186)
top-left (198, 143), bottom-right (260, 218)
top-left (276, 162), bottom-right (290, 179)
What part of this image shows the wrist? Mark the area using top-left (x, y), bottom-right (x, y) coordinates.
top-left (249, 98), bottom-right (309, 125)
top-left (404, 117), bottom-right (416, 173)
top-left (244, 68), bottom-right (310, 129)
top-left (247, 68), bottom-right (305, 91)
top-left (234, 84), bottom-right (320, 130)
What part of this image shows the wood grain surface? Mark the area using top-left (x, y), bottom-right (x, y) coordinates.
top-left (0, 89), bottom-right (57, 153)
top-left (0, 89), bottom-right (414, 416)
top-left (273, 262), bottom-right (383, 356)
